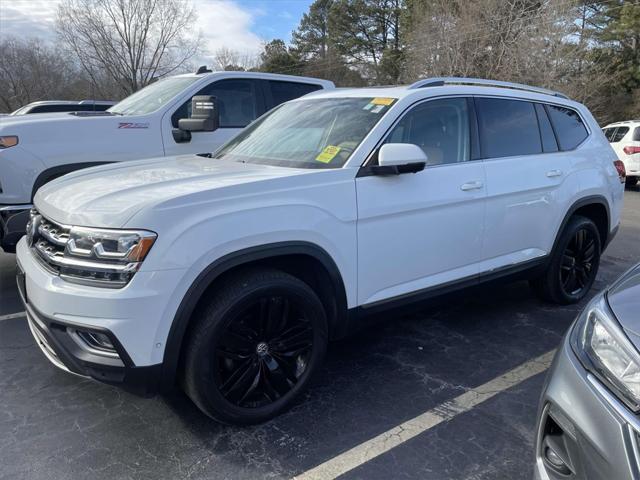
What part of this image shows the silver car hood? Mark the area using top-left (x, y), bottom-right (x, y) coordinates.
top-left (607, 263), bottom-right (640, 343)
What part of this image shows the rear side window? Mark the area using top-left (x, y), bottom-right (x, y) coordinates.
top-left (267, 81), bottom-right (322, 109)
top-left (476, 98), bottom-right (542, 158)
top-left (611, 127), bottom-right (629, 142)
top-left (634, 127), bottom-right (640, 141)
top-left (545, 105), bottom-right (588, 150)
top-left (534, 103), bottom-right (558, 153)
top-left (603, 127), bottom-right (617, 142)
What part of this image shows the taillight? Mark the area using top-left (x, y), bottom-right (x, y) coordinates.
top-left (623, 146), bottom-right (640, 155)
top-left (614, 160), bottom-right (626, 183)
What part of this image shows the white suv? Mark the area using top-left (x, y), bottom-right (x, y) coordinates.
top-left (602, 120), bottom-right (640, 186)
top-left (15, 78), bottom-right (624, 424)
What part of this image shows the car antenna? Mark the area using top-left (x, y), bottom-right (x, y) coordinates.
top-left (196, 65), bottom-right (212, 75)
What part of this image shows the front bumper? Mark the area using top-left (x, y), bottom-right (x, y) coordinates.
top-left (0, 204), bottom-right (31, 252)
top-left (534, 331), bottom-right (640, 480)
top-left (16, 263), bottom-right (161, 395)
top-left (15, 238), bottom-right (187, 394)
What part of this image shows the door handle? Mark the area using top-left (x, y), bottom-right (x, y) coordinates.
top-left (460, 181), bottom-right (484, 191)
top-left (546, 169), bottom-right (563, 178)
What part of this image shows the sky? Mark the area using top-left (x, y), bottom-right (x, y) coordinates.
top-left (0, 0), bottom-right (313, 58)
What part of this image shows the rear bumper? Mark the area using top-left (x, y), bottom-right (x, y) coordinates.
top-left (16, 262), bottom-right (162, 396)
top-left (0, 204), bottom-right (31, 253)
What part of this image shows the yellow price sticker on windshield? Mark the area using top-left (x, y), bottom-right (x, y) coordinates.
top-left (316, 145), bottom-right (341, 163)
top-left (371, 97), bottom-right (395, 106)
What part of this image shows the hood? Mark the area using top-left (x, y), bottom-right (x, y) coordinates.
top-left (607, 263), bottom-right (640, 341)
top-left (35, 155), bottom-right (309, 227)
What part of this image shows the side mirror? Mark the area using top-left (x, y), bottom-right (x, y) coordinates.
top-left (370, 143), bottom-right (427, 176)
top-left (179, 95), bottom-right (220, 133)
top-left (172, 95), bottom-right (220, 143)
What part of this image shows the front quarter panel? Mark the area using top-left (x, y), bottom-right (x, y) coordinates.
top-left (124, 167), bottom-right (358, 357)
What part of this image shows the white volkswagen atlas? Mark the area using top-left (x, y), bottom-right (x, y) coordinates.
top-left (16, 78), bottom-right (624, 424)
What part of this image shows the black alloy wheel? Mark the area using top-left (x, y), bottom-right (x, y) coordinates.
top-left (530, 215), bottom-right (601, 304)
top-left (215, 295), bottom-right (314, 408)
top-left (183, 268), bottom-right (328, 424)
top-left (559, 227), bottom-right (598, 296)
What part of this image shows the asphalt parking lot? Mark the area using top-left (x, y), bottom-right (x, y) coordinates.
top-left (2, 188), bottom-right (639, 480)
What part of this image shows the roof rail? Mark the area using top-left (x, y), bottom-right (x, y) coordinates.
top-left (408, 77), bottom-right (569, 99)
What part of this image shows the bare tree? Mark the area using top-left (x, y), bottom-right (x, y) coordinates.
top-left (0, 37), bottom-right (78, 112)
top-left (56, 0), bottom-right (201, 97)
top-left (211, 46), bottom-right (258, 71)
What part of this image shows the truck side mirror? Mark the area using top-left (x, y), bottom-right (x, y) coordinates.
top-left (179, 95), bottom-right (220, 133)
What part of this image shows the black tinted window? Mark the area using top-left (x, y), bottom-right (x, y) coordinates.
top-left (172, 79), bottom-right (259, 128)
top-left (603, 127), bottom-right (617, 142)
top-left (545, 105), bottom-right (588, 150)
top-left (268, 81), bottom-right (321, 108)
top-left (385, 97), bottom-right (470, 165)
top-left (476, 98), bottom-right (541, 158)
top-left (534, 103), bottom-right (558, 153)
top-left (611, 127), bottom-right (629, 142)
top-left (634, 127), bottom-right (640, 141)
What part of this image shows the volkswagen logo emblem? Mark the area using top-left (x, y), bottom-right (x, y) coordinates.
top-left (256, 342), bottom-right (269, 356)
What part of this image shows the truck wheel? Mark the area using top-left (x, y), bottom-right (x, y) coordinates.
top-left (626, 176), bottom-right (638, 188)
top-left (530, 216), bottom-right (601, 304)
top-left (182, 268), bottom-right (328, 424)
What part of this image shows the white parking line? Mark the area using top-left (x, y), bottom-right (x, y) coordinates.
top-left (0, 311), bottom-right (26, 322)
top-left (294, 349), bottom-right (555, 480)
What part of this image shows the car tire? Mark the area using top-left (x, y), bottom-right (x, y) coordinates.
top-left (530, 215), bottom-right (601, 305)
top-left (626, 176), bottom-right (638, 188)
top-left (182, 268), bottom-right (328, 424)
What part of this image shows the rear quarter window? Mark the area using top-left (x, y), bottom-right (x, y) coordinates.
top-left (545, 105), bottom-right (588, 150)
top-left (476, 97), bottom-right (542, 158)
top-left (611, 126), bottom-right (629, 142)
top-left (633, 127), bottom-right (640, 142)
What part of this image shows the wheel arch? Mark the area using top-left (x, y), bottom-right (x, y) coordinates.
top-left (552, 195), bottom-right (611, 255)
top-left (32, 162), bottom-right (113, 199)
top-left (159, 241), bottom-right (349, 390)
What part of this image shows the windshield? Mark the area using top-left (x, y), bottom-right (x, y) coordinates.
top-left (108, 76), bottom-right (200, 116)
top-left (213, 97), bottom-right (396, 169)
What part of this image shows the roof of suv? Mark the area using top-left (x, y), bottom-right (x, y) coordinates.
top-left (300, 77), bottom-right (581, 108)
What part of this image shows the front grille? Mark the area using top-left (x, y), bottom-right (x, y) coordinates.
top-left (28, 209), bottom-right (71, 274)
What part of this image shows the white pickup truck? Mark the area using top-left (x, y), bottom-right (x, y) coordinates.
top-left (0, 70), bottom-right (334, 251)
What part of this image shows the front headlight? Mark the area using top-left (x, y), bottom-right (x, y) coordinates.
top-left (59, 227), bottom-right (157, 287)
top-left (28, 209), bottom-right (157, 288)
top-left (572, 294), bottom-right (640, 411)
top-left (66, 227), bottom-right (156, 263)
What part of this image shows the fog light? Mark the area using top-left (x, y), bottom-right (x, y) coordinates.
top-left (69, 328), bottom-right (120, 358)
top-left (545, 446), bottom-right (566, 469)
